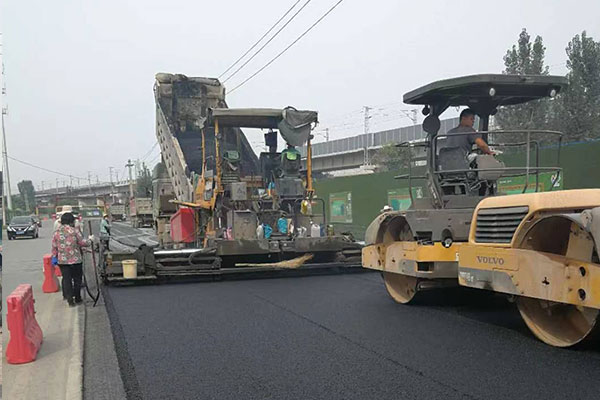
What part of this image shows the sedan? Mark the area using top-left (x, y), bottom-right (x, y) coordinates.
top-left (7, 216), bottom-right (40, 239)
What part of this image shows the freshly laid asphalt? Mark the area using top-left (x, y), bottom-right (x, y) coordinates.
top-left (106, 272), bottom-right (600, 400)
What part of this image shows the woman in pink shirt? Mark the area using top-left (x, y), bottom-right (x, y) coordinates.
top-left (51, 212), bottom-right (91, 306)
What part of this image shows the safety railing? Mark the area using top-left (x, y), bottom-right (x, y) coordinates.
top-left (395, 129), bottom-right (564, 204)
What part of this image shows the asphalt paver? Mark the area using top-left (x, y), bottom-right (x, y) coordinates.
top-left (106, 273), bottom-right (600, 400)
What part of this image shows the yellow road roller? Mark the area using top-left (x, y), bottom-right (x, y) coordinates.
top-left (362, 73), bottom-right (599, 347)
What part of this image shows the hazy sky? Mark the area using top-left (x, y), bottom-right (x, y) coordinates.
top-left (1, 0), bottom-right (599, 191)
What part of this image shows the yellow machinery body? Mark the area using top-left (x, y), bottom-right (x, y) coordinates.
top-left (363, 189), bottom-right (600, 347)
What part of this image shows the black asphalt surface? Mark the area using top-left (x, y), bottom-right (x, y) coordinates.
top-left (108, 222), bottom-right (158, 251)
top-left (81, 219), bottom-right (127, 400)
top-left (106, 273), bottom-right (600, 400)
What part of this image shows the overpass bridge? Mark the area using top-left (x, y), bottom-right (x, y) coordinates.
top-left (35, 180), bottom-right (133, 206)
top-left (300, 117), bottom-right (458, 173)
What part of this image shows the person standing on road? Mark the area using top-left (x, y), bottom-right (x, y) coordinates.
top-left (100, 213), bottom-right (111, 251)
top-left (51, 212), bottom-right (92, 307)
top-left (54, 212), bottom-right (82, 232)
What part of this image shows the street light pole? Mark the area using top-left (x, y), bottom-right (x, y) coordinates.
top-left (1, 35), bottom-right (13, 211)
top-left (1, 106), bottom-right (12, 210)
top-left (363, 106), bottom-right (372, 165)
top-left (126, 159), bottom-right (134, 198)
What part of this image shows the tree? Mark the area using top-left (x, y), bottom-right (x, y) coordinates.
top-left (495, 29), bottom-right (552, 131)
top-left (136, 163), bottom-right (153, 198)
top-left (555, 31), bottom-right (600, 141)
top-left (371, 144), bottom-right (410, 172)
top-left (17, 180), bottom-right (36, 212)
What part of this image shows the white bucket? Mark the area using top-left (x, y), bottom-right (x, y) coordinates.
top-left (122, 260), bottom-right (138, 279)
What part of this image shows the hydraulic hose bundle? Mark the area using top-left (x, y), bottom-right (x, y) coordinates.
top-left (82, 220), bottom-right (101, 307)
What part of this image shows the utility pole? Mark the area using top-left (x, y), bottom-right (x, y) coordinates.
top-left (126, 159), bottom-right (134, 198)
top-left (325, 127), bottom-right (329, 142)
top-left (109, 166), bottom-right (114, 185)
top-left (87, 171), bottom-right (92, 191)
top-left (1, 35), bottom-right (13, 211)
top-left (56, 178), bottom-right (59, 194)
top-left (363, 106), bottom-right (372, 165)
top-left (1, 171), bottom-right (5, 225)
top-left (134, 159), bottom-right (140, 180)
top-left (400, 108), bottom-right (418, 125)
top-left (1, 104), bottom-right (11, 210)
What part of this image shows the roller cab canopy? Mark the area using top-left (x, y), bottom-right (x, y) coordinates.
top-left (209, 107), bottom-right (318, 147)
top-left (403, 74), bottom-right (568, 135)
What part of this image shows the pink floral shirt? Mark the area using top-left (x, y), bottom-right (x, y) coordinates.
top-left (51, 225), bottom-right (89, 265)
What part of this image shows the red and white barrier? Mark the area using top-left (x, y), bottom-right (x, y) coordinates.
top-left (42, 254), bottom-right (60, 293)
top-left (6, 284), bottom-right (44, 364)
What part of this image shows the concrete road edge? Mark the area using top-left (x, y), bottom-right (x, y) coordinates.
top-left (66, 303), bottom-right (86, 400)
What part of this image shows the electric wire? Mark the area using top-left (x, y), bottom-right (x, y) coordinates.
top-left (147, 153), bottom-right (161, 165)
top-left (222, 0), bottom-right (313, 83)
top-left (219, 0), bottom-right (302, 79)
top-left (140, 141), bottom-right (158, 161)
top-left (228, 0), bottom-right (345, 94)
top-left (8, 155), bottom-right (86, 180)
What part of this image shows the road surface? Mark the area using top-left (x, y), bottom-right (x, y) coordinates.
top-left (105, 270), bottom-right (600, 400)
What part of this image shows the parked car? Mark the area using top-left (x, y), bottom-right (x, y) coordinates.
top-left (7, 215), bottom-right (40, 239)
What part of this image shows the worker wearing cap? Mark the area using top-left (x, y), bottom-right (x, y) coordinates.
top-left (100, 214), bottom-right (111, 251)
top-left (380, 205), bottom-right (393, 213)
top-left (54, 211), bottom-right (82, 232)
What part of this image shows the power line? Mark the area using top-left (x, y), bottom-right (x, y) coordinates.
top-left (140, 141), bottom-right (158, 161)
top-left (219, 0), bottom-right (302, 79)
top-left (147, 153), bottom-right (161, 165)
top-left (222, 0), bottom-right (313, 83)
top-left (7, 155), bottom-right (86, 180)
top-left (228, 0), bottom-right (345, 94)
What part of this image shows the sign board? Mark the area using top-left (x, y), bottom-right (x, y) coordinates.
top-left (231, 182), bottom-right (248, 201)
top-left (329, 191), bottom-right (352, 223)
top-left (387, 187), bottom-right (424, 211)
top-left (497, 171), bottom-right (563, 195)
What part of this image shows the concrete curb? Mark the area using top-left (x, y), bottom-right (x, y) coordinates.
top-left (66, 303), bottom-right (86, 400)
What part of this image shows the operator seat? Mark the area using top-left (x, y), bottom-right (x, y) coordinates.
top-left (437, 147), bottom-right (474, 195)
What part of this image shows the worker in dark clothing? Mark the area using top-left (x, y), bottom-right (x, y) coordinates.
top-left (51, 212), bottom-right (92, 307)
top-left (445, 108), bottom-right (494, 156)
top-left (281, 145), bottom-right (302, 176)
top-left (100, 213), bottom-right (111, 251)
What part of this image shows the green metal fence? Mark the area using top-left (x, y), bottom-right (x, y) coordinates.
top-left (313, 140), bottom-right (599, 240)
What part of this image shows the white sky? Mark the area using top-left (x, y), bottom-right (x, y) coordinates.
top-left (1, 0), bottom-right (599, 191)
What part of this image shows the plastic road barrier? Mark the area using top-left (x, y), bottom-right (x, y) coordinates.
top-left (42, 254), bottom-right (60, 293)
top-left (6, 284), bottom-right (44, 364)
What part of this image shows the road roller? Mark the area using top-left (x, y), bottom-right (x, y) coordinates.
top-left (362, 73), bottom-right (600, 347)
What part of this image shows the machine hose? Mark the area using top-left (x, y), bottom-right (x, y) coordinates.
top-left (82, 220), bottom-right (101, 307)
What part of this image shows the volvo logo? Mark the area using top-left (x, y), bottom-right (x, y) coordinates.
top-left (476, 256), bottom-right (505, 266)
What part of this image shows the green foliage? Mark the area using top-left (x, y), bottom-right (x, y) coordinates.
top-left (496, 29), bottom-right (551, 131)
top-left (496, 29), bottom-right (600, 143)
top-left (371, 144), bottom-right (410, 172)
top-left (17, 180), bottom-right (36, 212)
top-left (554, 31), bottom-right (600, 141)
top-left (9, 194), bottom-right (28, 216)
top-left (136, 163), bottom-right (153, 197)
